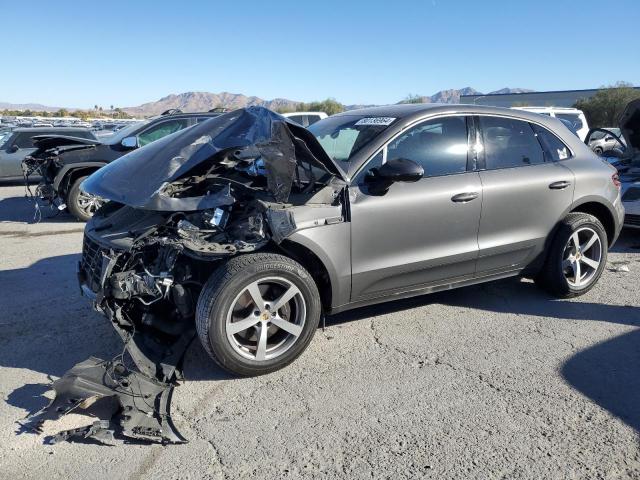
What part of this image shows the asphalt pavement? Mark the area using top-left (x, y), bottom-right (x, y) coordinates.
top-left (1, 184), bottom-right (639, 479)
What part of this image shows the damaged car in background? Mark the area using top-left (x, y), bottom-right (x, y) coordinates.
top-left (30, 104), bottom-right (624, 444)
top-left (21, 109), bottom-right (222, 221)
top-left (585, 99), bottom-right (640, 228)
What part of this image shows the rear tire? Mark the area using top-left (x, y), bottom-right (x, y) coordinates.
top-left (196, 253), bottom-right (321, 376)
top-left (66, 175), bottom-right (104, 222)
top-left (535, 213), bottom-right (607, 298)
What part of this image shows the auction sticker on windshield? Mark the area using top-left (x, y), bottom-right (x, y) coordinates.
top-left (355, 117), bottom-right (396, 126)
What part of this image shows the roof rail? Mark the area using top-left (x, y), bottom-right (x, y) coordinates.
top-left (208, 107), bottom-right (228, 113)
top-left (161, 109), bottom-right (183, 116)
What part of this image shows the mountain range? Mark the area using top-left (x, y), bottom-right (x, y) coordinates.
top-left (0, 87), bottom-right (534, 117)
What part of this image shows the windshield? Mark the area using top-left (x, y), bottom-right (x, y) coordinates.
top-left (308, 115), bottom-right (394, 169)
top-left (102, 121), bottom-right (146, 145)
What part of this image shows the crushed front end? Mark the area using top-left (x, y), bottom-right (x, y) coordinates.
top-left (29, 107), bottom-right (345, 444)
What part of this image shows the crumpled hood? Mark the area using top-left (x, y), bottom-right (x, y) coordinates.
top-left (620, 99), bottom-right (640, 155)
top-left (82, 107), bottom-right (342, 211)
top-left (32, 135), bottom-right (101, 152)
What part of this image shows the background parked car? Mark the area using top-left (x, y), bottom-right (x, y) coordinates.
top-left (282, 111), bottom-right (328, 127)
top-left (587, 127), bottom-right (626, 155)
top-left (512, 106), bottom-right (590, 141)
top-left (582, 99), bottom-right (640, 229)
top-left (24, 109), bottom-right (222, 220)
top-left (0, 127), bottom-right (97, 181)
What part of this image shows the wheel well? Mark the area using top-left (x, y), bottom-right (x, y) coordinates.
top-left (276, 240), bottom-right (332, 312)
top-left (60, 167), bottom-right (102, 196)
top-left (570, 202), bottom-right (615, 245)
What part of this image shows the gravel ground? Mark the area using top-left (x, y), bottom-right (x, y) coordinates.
top-left (0, 183), bottom-right (639, 479)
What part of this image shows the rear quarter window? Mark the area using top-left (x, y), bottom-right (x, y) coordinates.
top-left (530, 124), bottom-right (572, 161)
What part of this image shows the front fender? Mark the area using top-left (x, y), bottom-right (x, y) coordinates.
top-left (286, 222), bottom-right (352, 310)
top-left (53, 162), bottom-right (108, 192)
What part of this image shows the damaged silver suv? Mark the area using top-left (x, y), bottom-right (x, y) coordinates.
top-left (78, 105), bottom-right (624, 379)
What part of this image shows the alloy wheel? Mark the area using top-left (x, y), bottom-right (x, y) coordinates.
top-left (562, 227), bottom-right (602, 288)
top-left (225, 276), bottom-right (306, 361)
top-left (76, 189), bottom-right (105, 216)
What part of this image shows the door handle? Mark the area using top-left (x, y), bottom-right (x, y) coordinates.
top-left (451, 192), bottom-right (479, 203)
top-left (549, 180), bottom-right (571, 190)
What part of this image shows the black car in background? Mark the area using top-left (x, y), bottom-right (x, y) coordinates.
top-left (23, 109), bottom-right (222, 221)
top-left (0, 127), bottom-right (97, 181)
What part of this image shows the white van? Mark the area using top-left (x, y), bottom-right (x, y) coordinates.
top-left (512, 107), bottom-right (589, 141)
top-left (282, 111), bottom-right (328, 127)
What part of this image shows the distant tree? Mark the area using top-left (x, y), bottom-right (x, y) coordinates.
top-left (512, 101), bottom-right (530, 107)
top-left (295, 98), bottom-right (344, 115)
top-left (54, 108), bottom-right (69, 117)
top-left (400, 94), bottom-right (424, 104)
top-left (574, 81), bottom-right (640, 128)
top-left (94, 104), bottom-right (99, 112)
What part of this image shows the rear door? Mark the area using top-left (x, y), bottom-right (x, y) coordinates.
top-left (475, 115), bottom-right (574, 274)
top-left (350, 115), bottom-right (483, 301)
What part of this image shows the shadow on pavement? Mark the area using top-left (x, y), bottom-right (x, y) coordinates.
top-left (0, 194), bottom-right (74, 224)
top-left (562, 330), bottom-right (640, 433)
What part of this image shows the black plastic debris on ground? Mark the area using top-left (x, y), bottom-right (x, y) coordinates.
top-left (22, 329), bottom-right (195, 445)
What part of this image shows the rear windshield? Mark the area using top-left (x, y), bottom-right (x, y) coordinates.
top-left (308, 115), bottom-right (394, 169)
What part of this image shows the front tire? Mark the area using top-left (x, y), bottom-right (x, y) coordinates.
top-left (535, 213), bottom-right (607, 298)
top-left (196, 253), bottom-right (321, 376)
top-left (66, 176), bottom-right (104, 222)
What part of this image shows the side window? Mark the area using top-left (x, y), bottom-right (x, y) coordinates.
top-left (306, 115), bottom-right (322, 125)
top-left (530, 124), bottom-right (571, 161)
top-left (138, 119), bottom-right (189, 147)
top-left (14, 133), bottom-right (36, 149)
top-left (479, 116), bottom-right (544, 169)
top-left (286, 115), bottom-right (306, 126)
top-left (386, 116), bottom-right (468, 177)
top-left (556, 113), bottom-right (583, 132)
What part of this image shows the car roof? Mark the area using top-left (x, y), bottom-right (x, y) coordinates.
top-left (334, 103), bottom-right (565, 125)
top-left (13, 127), bottom-right (92, 132)
top-left (147, 111), bottom-right (222, 121)
top-left (514, 106), bottom-right (583, 113)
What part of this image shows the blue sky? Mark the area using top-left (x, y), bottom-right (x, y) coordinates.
top-left (3, 0), bottom-right (639, 108)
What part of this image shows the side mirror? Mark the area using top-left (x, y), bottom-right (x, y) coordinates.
top-left (121, 136), bottom-right (138, 149)
top-left (605, 136), bottom-right (614, 142)
top-left (365, 158), bottom-right (423, 195)
top-left (374, 158), bottom-right (424, 183)
top-left (7, 144), bottom-right (19, 154)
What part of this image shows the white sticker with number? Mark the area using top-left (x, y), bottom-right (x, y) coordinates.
top-left (355, 117), bottom-right (396, 126)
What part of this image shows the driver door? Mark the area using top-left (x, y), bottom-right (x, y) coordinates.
top-left (349, 116), bottom-right (483, 302)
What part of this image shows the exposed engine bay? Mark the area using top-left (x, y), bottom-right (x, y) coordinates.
top-left (27, 107), bottom-right (346, 444)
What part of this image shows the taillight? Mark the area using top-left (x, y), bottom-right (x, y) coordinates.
top-left (612, 173), bottom-right (621, 189)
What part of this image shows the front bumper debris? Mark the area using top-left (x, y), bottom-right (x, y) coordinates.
top-left (24, 325), bottom-right (195, 445)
